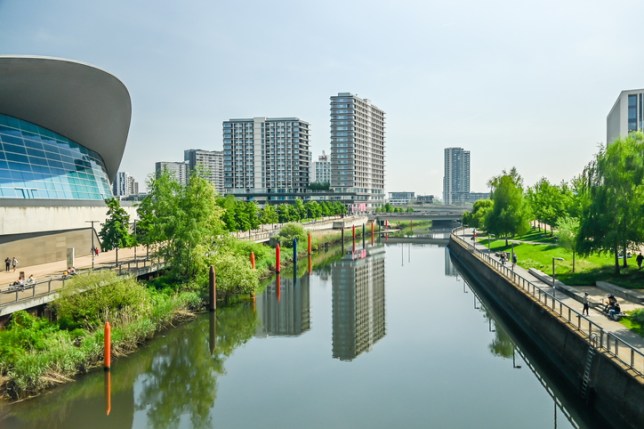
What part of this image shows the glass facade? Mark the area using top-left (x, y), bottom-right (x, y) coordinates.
top-left (0, 114), bottom-right (112, 200)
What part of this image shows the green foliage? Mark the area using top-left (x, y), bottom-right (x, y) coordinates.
top-left (630, 309), bottom-right (644, 325)
top-left (276, 223), bottom-right (307, 248)
top-left (260, 204), bottom-right (279, 224)
top-left (208, 252), bottom-right (258, 297)
top-left (308, 182), bottom-right (330, 191)
top-left (556, 217), bottom-right (580, 272)
top-left (485, 168), bottom-right (531, 242)
top-left (53, 271), bottom-right (151, 330)
top-left (463, 199), bottom-right (492, 228)
top-left (577, 133), bottom-right (644, 274)
top-left (99, 197), bottom-right (133, 263)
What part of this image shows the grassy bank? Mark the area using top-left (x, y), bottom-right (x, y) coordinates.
top-left (0, 271), bottom-right (202, 400)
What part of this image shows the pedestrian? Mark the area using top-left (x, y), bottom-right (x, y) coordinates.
top-left (637, 253), bottom-right (643, 269)
top-left (583, 293), bottom-right (590, 316)
top-left (11, 256), bottom-right (18, 272)
top-left (512, 253), bottom-right (517, 268)
top-left (4, 257), bottom-right (10, 272)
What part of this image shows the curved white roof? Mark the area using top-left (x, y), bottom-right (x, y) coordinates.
top-left (0, 56), bottom-right (131, 181)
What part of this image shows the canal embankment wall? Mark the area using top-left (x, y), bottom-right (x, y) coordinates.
top-left (448, 236), bottom-right (644, 429)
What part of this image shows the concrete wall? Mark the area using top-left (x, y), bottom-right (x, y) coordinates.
top-left (0, 201), bottom-right (138, 266)
top-left (448, 238), bottom-right (644, 429)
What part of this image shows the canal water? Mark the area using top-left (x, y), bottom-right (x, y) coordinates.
top-left (0, 243), bottom-right (596, 428)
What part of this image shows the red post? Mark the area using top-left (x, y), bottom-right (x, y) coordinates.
top-left (276, 274), bottom-right (281, 302)
top-left (307, 233), bottom-right (312, 255)
top-left (276, 244), bottom-right (281, 273)
top-left (104, 321), bottom-right (111, 370)
top-left (250, 251), bottom-right (256, 269)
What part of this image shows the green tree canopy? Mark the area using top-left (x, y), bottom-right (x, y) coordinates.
top-left (99, 197), bottom-right (133, 265)
top-left (485, 168), bottom-right (531, 245)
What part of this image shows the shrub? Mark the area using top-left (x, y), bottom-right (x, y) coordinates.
top-left (275, 223), bottom-right (307, 248)
top-left (630, 308), bottom-right (644, 325)
top-left (207, 252), bottom-right (258, 298)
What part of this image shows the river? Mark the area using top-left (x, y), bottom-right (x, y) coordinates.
top-left (0, 242), bottom-right (599, 428)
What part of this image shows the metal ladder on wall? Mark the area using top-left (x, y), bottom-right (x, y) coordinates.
top-left (581, 336), bottom-right (597, 400)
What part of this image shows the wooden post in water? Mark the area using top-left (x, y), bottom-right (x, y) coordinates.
top-left (209, 311), bottom-right (217, 355)
top-left (250, 251), bottom-right (256, 269)
top-left (209, 265), bottom-right (216, 311)
top-left (371, 222), bottom-right (375, 245)
top-left (307, 233), bottom-right (312, 255)
top-left (293, 238), bottom-right (298, 267)
top-left (104, 321), bottom-right (111, 370)
top-left (276, 244), bottom-right (281, 273)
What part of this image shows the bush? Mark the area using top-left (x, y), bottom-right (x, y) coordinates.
top-left (275, 223), bottom-right (307, 248)
top-left (207, 252), bottom-right (258, 297)
top-left (630, 308), bottom-right (644, 325)
top-left (53, 271), bottom-right (152, 330)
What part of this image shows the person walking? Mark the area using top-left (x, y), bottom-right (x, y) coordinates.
top-left (637, 252), bottom-right (643, 270)
top-left (582, 293), bottom-right (590, 316)
top-left (11, 256), bottom-right (18, 272)
top-left (4, 257), bottom-right (10, 272)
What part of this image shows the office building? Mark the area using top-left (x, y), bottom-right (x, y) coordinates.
top-left (184, 149), bottom-right (224, 194)
top-left (607, 89), bottom-right (644, 144)
top-left (388, 191), bottom-right (415, 205)
top-left (223, 117), bottom-right (310, 200)
top-left (0, 56), bottom-right (134, 265)
top-left (330, 92), bottom-right (385, 212)
top-left (155, 161), bottom-right (188, 186)
top-left (311, 151), bottom-right (331, 185)
top-left (443, 147), bottom-right (470, 205)
top-left (113, 171), bottom-right (139, 198)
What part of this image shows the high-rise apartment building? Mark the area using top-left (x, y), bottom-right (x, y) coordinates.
top-left (112, 171), bottom-right (139, 198)
top-left (443, 147), bottom-right (470, 205)
top-left (223, 117), bottom-right (310, 196)
top-left (330, 92), bottom-right (385, 211)
top-left (607, 89), bottom-right (644, 144)
top-left (311, 151), bottom-right (331, 184)
top-left (184, 149), bottom-right (224, 194)
top-left (155, 161), bottom-right (188, 186)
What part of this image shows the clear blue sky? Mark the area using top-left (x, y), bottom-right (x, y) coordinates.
top-left (2, 0), bottom-right (644, 197)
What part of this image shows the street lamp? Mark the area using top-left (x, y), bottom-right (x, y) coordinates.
top-left (86, 220), bottom-right (99, 270)
top-left (487, 233), bottom-right (495, 253)
top-left (552, 257), bottom-right (564, 298)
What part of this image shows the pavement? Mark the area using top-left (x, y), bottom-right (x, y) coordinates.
top-left (459, 229), bottom-right (644, 355)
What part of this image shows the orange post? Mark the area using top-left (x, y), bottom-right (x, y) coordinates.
top-left (371, 222), bottom-right (375, 245)
top-left (276, 244), bottom-right (281, 273)
top-left (104, 321), bottom-right (111, 370)
top-left (250, 251), bottom-right (256, 269)
top-left (105, 371), bottom-right (112, 416)
top-left (308, 255), bottom-right (312, 275)
top-left (307, 233), bottom-right (312, 255)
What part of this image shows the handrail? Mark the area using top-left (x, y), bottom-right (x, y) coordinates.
top-left (0, 256), bottom-right (165, 309)
top-left (450, 229), bottom-right (644, 378)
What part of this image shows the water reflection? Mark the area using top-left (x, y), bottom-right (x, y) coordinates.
top-left (256, 273), bottom-right (311, 337)
top-left (332, 246), bottom-right (386, 361)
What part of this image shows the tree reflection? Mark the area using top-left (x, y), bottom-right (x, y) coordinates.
top-left (135, 303), bottom-right (257, 429)
top-left (486, 313), bottom-right (514, 359)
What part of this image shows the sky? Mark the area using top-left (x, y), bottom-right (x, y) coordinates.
top-left (2, 0), bottom-right (644, 198)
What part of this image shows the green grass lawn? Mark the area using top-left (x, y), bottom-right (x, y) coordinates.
top-left (480, 235), bottom-right (644, 289)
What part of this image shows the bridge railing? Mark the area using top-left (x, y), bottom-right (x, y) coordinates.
top-left (0, 257), bottom-right (165, 310)
top-left (451, 228), bottom-right (644, 378)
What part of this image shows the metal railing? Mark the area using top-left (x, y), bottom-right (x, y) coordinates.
top-left (451, 229), bottom-right (644, 377)
top-left (0, 257), bottom-right (165, 310)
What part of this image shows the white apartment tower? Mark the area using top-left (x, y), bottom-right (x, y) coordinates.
top-left (155, 161), bottom-right (188, 186)
top-left (184, 149), bottom-right (224, 194)
top-left (223, 117), bottom-right (310, 194)
top-left (330, 93), bottom-right (385, 211)
top-left (311, 151), bottom-right (331, 184)
top-left (443, 147), bottom-right (470, 205)
top-left (607, 89), bottom-right (644, 145)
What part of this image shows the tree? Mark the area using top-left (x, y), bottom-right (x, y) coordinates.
top-left (556, 217), bottom-right (580, 273)
top-left (99, 197), bottom-right (133, 265)
top-left (293, 198), bottom-right (306, 221)
top-left (526, 178), bottom-right (572, 235)
top-left (260, 204), bottom-right (279, 225)
top-left (276, 223), bottom-right (307, 248)
top-left (217, 195), bottom-right (239, 232)
top-left (577, 134), bottom-right (644, 273)
top-left (463, 199), bottom-right (492, 229)
top-left (485, 168), bottom-right (531, 245)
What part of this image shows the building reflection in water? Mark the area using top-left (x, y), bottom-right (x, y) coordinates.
top-left (332, 246), bottom-right (386, 361)
top-left (444, 247), bottom-right (459, 277)
top-left (256, 273), bottom-right (311, 337)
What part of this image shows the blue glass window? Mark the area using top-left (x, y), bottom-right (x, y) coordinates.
top-left (0, 113), bottom-right (112, 200)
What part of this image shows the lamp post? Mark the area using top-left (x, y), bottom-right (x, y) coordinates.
top-left (552, 257), bottom-right (564, 298)
top-left (133, 220), bottom-right (137, 262)
top-left (86, 220), bottom-right (99, 270)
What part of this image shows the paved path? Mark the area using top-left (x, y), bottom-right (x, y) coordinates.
top-left (461, 229), bottom-right (644, 354)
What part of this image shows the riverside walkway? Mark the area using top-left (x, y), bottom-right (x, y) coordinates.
top-left (453, 228), bottom-right (644, 377)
